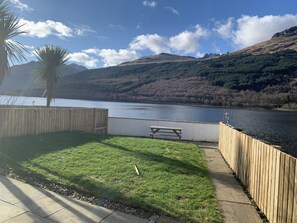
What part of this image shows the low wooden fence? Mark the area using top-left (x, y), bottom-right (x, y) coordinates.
top-left (0, 107), bottom-right (108, 138)
top-left (219, 123), bottom-right (297, 223)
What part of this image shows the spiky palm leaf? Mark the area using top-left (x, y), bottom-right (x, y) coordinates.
top-left (0, 1), bottom-right (27, 84)
top-left (0, 0), bottom-right (9, 18)
top-left (34, 46), bottom-right (69, 107)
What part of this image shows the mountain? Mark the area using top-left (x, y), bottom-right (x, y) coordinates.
top-left (233, 26), bottom-right (297, 55)
top-left (66, 63), bottom-right (89, 73)
top-left (48, 49), bottom-right (296, 108)
top-left (0, 62), bottom-right (87, 94)
top-left (2, 27), bottom-right (297, 109)
top-left (120, 53), bottom-right (198, 66)
top-left (272, 26), bottom-right (297, 38)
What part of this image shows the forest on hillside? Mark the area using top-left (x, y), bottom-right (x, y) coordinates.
top-left (11, 50), bottom-right (297, 108)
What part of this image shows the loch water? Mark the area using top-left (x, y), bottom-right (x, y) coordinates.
top-left (1, 95), bottom-right (297, 157)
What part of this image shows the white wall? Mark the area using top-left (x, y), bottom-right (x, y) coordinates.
top-left (108, 117), bottom-right (219, 142)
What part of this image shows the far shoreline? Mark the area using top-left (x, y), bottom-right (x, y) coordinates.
top-left (1, 94), bottom-right (297, 112)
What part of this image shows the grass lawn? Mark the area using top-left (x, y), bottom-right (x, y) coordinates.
top-left (0, 132), bottom-right (222, 223)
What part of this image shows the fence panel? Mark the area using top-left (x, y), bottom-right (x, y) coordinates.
top-left (0, 107), bottom-right (108, 138)
top-left (218, 123), bottom-right (296, 223)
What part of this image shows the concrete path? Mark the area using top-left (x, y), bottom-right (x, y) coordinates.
top-left (203, 148), bottom-right (262, 223)
top-left (0, 176), bottom-right (148, 223)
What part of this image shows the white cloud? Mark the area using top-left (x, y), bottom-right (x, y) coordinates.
top-left (73, 25), bottom-right (96, 36)
top-left (196, 52), bottom-right (205, 58)
top-left (214, 18), bottom-right (233, 39)
top-left (82, 48), bottom-right (100, 55)
top-left (68, 52), bottom-right (98, 68)
top-left (130, 25), bottom-right (208, 54)
top-left (20, 19), bottom-right (95, 39)
top-left (98, 49), bottom-right (139, 67)
top-left (215, 14), bottom-right (297, 48)
top-left (142, 1), bottom-right (157, 8)
top-left (10, 0), bottom-right (33, 12)
top-left (234, 14), bottom-right (297, 47)
top-left (20, 19), bottom-right (73, 38)
top-left (130, 34), bottom-right (170, 54)
top-left (165, 6), bottom-right (179, 15)
top-left (169, 25), bottom-right (208, 53)
top-left (81, 48), bottom-right (139, 67)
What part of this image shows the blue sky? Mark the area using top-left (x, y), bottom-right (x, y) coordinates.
top-left (8, 0), bottom-right (297, 68)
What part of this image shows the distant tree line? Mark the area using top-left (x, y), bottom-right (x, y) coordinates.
top-left (199, 50), bottom-right (297, 92)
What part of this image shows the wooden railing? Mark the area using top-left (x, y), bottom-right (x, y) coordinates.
top-left (219, 123), bottom-right (297, 223)
top-left (0, 106), bottom-right (108, 138)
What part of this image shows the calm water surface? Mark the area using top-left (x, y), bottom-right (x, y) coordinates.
top-left (1, 95), bottom-right (297, 157)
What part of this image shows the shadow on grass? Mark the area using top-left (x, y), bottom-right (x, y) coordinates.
top-left (25, 161), bottom-right (127, 202)
top-left (0, 132), bottom-right (218, 223)
top-left (0, 132), bottom-right (104, 164)
top-left (0, 132), bottom-right (176, 215)
top-left (0, 132), bottom-right (206, 176)
top-left (99, 141), bottom-right (208, 176)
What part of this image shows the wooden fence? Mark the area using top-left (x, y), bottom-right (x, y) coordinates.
top-left (219, 123), bottom-right (297, 223)
top-left (0, 107), bottom-right (108, 138)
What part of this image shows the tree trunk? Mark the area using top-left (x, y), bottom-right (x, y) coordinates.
top-left (46, 96), bottom-right (51, 107)
top-left (46, 85), bottom-right (53, 108)
top-left (45, 80), bottom-right (54, 107)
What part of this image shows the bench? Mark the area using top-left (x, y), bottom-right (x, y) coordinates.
top-left (149, 126), bottom-right (182, 140)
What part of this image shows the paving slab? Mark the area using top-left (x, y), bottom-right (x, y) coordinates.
top-left (156, 216), bottom-right (182, 223)
top-left (4, 212), bottom-right (56, 223)
top-left (0, 176), bottom-right (46, 204)
top-left (218, 201), bottom-right (263, 223)
top-left (203, 148), bottom-right (262, 223)
top-left (0, 200), bottom-right (27, 222)
top-left (0, 176), bottom-right (149, 223)
top-left (47, 199), bottom-right (113, 223)
top-left (102, 211), bottom-right (148, 223)
top-left (14, 195), bottom-right (66, 217)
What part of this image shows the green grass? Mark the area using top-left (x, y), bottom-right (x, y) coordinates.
top-left (0, 132), bottom-right (222, 223)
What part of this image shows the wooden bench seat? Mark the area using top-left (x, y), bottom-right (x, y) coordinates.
top-left (150, 126), bottom-right (182, 140)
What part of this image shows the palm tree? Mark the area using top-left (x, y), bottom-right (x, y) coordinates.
top-left (0, 0), bottom-right (27, 84)
top-left (34, 46), bottom-right (69, 107)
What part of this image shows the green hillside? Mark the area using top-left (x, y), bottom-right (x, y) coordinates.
top-left (199, 50), bottom-right (297, 92)
top-left (46, 50), bottom-right (297, 108)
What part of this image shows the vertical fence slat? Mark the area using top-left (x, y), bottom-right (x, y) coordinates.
top-left (272, 150), bottom-right (281, 222)
top-left (292, 162), bottom-right (297, 223)
top-left (287, 157), bottom-right (295, 223)
top-left (255, 140), bottom-right (260, 206)
top-left (267, 147), bottom-right (273, 222)
top-left (265, 146), bottom-right (271, 218)
top-left (259, 142), bottom-right (264, 212)
top-left (263, 143), bottom-right (268, 214)
top-left (282, 154), bottom-right (290, 223)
